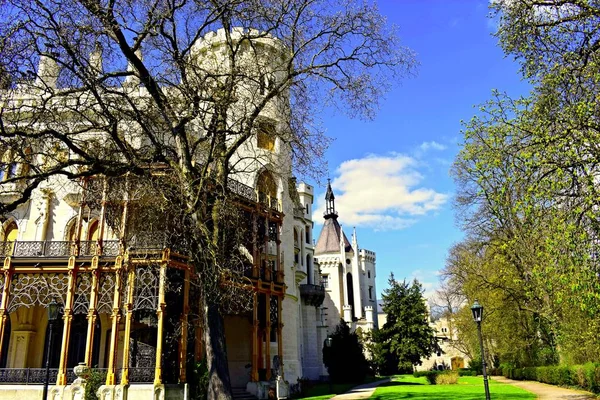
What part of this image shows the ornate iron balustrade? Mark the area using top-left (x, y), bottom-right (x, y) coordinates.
top-left (0, 368), bottom-right (58, 384)
top-left (299, 284), bottom-right (326, 307)
top-left (227, 178), bottom-right (281, 212)
top-left (126, 368), bottom-right (154, 383)
top-left (79, 241), bottom-right (99, 257)
top-left (102, 240), bottom-right (120, 256)
top-left (0, 242), bottom-right (14, 257)
top-left (0, 240), bottom-right (121, 258)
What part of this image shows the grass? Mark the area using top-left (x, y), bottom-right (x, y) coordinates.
top-left (296, 376), bottom-right (387, 400)
top-left (370, 375), bottom-right (537, 400)
top-left (295, 382), bottom-right (357, 400)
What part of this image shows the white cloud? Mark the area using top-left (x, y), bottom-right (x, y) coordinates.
top-left (315, 154), bottom-right (448, 231)
top-left (420, 141), bottom-right (447, 151)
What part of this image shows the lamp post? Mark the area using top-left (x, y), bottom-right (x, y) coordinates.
top-left (43, 298), bottom-right (61, 400)
top-left (471, 300), bottom-right (491, 400)
top-left (324, 336), bottom-right (333, 393)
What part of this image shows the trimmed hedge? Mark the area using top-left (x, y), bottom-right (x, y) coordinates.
top-left (413, 370), bottom-right (471, 384)
top-left (413, 370), bottom-right (439, 384)
top-left (501, 363), bottom-right (600, 394)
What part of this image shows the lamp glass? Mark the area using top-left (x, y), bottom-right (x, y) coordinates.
top-left (47, 298), bottom-right (61, 322)
top-left (471, 300), bottom-right (483, 322)
top-left (325, 336), bottom-right (333, 348)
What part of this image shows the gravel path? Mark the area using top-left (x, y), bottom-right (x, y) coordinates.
top-left (329, 378), bottom-right (391, 399)
top-left (492, 376), bottom-right (597, 399)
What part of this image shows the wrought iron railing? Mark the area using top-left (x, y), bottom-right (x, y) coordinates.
top-left (79, 241), bottom-right (99, 257)
top-left (126, 367), bottom-right (154, 383)
top-left (227, 178), bottom-right (281, 212)
top-left (0, 368), bottom-right (58, 384)
top-left (0, 240), bottom-right (120, 258)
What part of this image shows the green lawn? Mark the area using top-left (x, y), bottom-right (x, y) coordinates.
top-left (295, 382), bottom-right (357, 400)
top-left (370, 375), bottom-right (537, 400)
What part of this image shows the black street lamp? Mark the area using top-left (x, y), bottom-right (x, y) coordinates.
top-left (471, 300), bottom-right (491, 400)
top-left (43, 298), bottom-right (61, 400)
top-left (324, 336), bottom-right (333, 393)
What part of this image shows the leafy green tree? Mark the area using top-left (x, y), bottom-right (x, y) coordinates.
top-left (445, 0), bottom-right (600, 368)
top-left (372, 275), bottom-right (440, 374)
top-left (322, 320), bottom-right (370, 383)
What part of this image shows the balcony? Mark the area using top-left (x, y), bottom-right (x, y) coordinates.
top-left (227, 178), bottom-right (281, 212)
top-left (0, 240), bottom-right (120, 258)
top-left (299, 284), bottom-right (325, 307)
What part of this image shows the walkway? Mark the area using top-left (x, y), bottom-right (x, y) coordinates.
top-left (493, 376), bottom-right (597, 399)
top-left (329, 378), bottom-right (391, 400)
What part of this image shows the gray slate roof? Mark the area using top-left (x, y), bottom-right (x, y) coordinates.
top-left (315, 217), bottom-right (353, 255)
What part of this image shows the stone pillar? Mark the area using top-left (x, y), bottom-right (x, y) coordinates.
top-left (343, 305), bottom-right (352, 323)
top-left (365, 306), bottom-right (374, 330)
top-left (8, 331), bottom-right (35, 367)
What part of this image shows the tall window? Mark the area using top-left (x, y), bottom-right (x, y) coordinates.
top-left (256, 122), bottom-right (276, 151)
top-left (321, 275), bottom-right (329, 288)
top-left (3, 221), bottom-right (18, 242)
top-left (87, 220), bottom-right (99, 241)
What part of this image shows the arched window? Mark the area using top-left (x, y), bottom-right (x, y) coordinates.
top-left (257, 170), bottom-right (277, 198)
top-left (306, 254), bottom-right (312, 284)
top-left (3, 221), bottom-right (17, 242)
top-left (87, 220), bottom-right (99, 241)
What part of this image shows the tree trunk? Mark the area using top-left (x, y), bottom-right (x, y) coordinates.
top-left (204, 302), bottom-right (233, 400)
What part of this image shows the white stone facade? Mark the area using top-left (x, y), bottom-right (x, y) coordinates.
top-left (314, 183), bottom-right (378, 335)
top-left (0, 26), bottom-right (326, 398)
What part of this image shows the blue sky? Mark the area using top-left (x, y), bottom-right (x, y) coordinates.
top-left (309, 1), bottom-right (531, 299)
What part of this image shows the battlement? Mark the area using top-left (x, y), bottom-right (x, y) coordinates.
top-left (190, 27), bottom-right (285, 55)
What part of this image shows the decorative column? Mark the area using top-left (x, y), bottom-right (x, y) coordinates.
top-left (120, 261), bottom-right (136, 385)
top-left (265, 293), bottom-right (271, 380)
top-left (84, 261), bottom-right (100, 366)
top-left (263, 216), bottom-right (269, 281)
top-left (0, 259), bottom-right (13, 364)
top-left (275, 224), bottom-right (281, 283)
top-left (105, 256), bottom-right (124, 385)
top-left (154, 257), bottom-right (168, 385)
top-left (57, 256), bottom-right (78, 385)
top-left (178, 268), bottom-right (190, 383)
top-left (96, 178), bottom-right (108, 255)
top-left (251, 291), bottom-right (259, 382)
top-left (74, 183), bottom-right (86, 256)
top-left (252, 214), bottom-right (258, 278)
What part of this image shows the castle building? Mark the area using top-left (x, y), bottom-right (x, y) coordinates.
top-left (0, 28), bottom-right (326, 400)
top-left (315, 182), bottom-right (377, 333)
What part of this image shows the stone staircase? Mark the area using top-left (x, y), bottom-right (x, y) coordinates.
top-left (232, 387), bottom-right (258, 400)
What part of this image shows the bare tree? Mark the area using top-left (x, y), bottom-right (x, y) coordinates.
top-left (0, 0), bottom-right (415, 397)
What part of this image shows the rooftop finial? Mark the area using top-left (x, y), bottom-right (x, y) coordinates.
top-left (324, 179), bottom-right (337, 219)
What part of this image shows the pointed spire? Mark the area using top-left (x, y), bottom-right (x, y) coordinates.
top-left (324, 179), bottom-right (338, 220)
top-left (352, 226), bottom-right (358, 249)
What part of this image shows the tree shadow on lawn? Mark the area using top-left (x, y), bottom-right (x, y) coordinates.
top-left (371, 382), bottom-right (536, 400)
top-left (377, 381), bottom-right (424, 387)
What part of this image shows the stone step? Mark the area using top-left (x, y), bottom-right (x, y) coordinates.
top-left (232, 387), bottom-right (258, 400)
